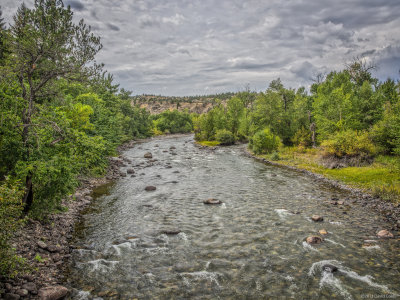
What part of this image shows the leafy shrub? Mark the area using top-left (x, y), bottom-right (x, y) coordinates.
top-left (321, 130), bottom-right (377, 157)
top-left (249, 128), bottom-right (282, 154)
top-left (292, 127), bottom-right (312, 147)
top-left (270, 151), bottom-right (280, 161)
top-left (215, 129), bottom-right (235, 145)
top-left (0, 178), bottom-right (27, 278)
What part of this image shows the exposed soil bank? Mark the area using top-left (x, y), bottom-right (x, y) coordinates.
top-left (1, 134), bottom-right (190, 299)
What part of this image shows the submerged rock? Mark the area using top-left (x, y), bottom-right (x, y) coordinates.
top-left (306, 236), bottom-right (323, 244)
top-left (203, 198), bottom-right (222, 205)
top-left (170, 146), bottom-right (176, 150)
top-left (162, 230), bottom-right (181, 235)
top-left (127, 168), bottom-right (135, 174)
top-left (144, 152), bottom-right (153, 159)
top-left (145, 186), bottom-right (156, 191)
top-left (311, 215), bottom-right (324, 222)
top-left (319, 229), bottom-right (328, 235)
top-left (377, 229), bottom-right (394, 238)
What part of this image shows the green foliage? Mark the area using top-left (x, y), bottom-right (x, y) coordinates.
top-left (215, 129), bottom-right (235, 145)
top-left (321, 130), bottom-right (377, 158)
top-left (34, 254), bottom-right (44, 262)
top-left (270, 151), bottom-right (280, 161)
top-left (292, 127), bottom-right (312, 147)
top-left (0, 178), bottom-right (26, 277)
top-left (249, 128), bottom-right (282, 154)
top-left (152, 110), bottom-right (193, 134)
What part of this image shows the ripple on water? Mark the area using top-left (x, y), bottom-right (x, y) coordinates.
top-left (67, 135), bottom-right (400, 299)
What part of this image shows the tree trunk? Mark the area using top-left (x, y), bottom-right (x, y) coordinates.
top-left (23, 173), bottom-right (33, 213)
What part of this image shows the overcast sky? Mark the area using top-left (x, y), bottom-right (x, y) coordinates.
top-left (1, 0), bottom-right (400, 96)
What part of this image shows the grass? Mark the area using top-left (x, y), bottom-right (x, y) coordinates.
top-left (196, 140), bottom-right (221, 147)
top-left (257, 147), bottom-right (400, 203)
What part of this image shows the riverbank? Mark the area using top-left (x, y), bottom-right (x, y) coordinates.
top-left (243, 147), bottom-right (400, 230)
top-left (0, 137), bottom-right (151, 299)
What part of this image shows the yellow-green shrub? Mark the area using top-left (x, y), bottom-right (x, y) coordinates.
top-left (321, 130), bottom-right (377, 157)
top-left (249, 128), bottom-right (282, 154)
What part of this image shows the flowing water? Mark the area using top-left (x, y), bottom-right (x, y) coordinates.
top-left (66, 135), bottom-right (400, 299)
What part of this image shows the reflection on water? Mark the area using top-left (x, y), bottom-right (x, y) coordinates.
top-left (66, 135), bottom-right (400, 299)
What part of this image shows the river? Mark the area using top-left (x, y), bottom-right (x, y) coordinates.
top-left (66, 135), bottom-right (400, 299)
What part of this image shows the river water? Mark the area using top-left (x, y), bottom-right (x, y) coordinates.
top-left (66, 135), bottom-right (400, 299)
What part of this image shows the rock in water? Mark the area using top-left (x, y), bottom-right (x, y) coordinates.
top-left (162, 230), bottom-right (181, 235)
top-left (306, 236), bottom-right (323, 244)
top-left (319, 229), bottom-right (328, 235)
top-left (203, 198), bottom-right (222, 205)
top-left (377, 229), bottom-right (394, 238)
top-left (170, 146), bottom-right (176, 150)
top-left (145, 186), bottom-right (156, 191)
top-left (127, 168), bottom-right (135, 174)
top-left (322, 264), bottom-right (338, 273)
top-left (38, 286), bottom-right (69, 300)
top-left (311, 215), bottom-right (324, 222)
top-left (144, 152), bottom-right (153, 159)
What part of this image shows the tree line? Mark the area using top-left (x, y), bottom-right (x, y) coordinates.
top-left (194, 61), bottom-right (400, 164)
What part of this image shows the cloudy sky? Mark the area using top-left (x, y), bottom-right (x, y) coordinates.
top-left (2, 0), bottom-right (400, 95)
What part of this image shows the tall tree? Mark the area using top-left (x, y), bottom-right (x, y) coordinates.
top-left (5, 0), bottom-right (102, 211)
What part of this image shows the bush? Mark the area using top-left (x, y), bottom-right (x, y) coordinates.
top-left (249, 128), bottom-right (282, 154)
top-left (321, 130), bottom-right (377, 158)
top-left (215, 129), bottom-right (235, 145)
top-left (0, 178), bottom-right (27, 278)
top-left (292, 127), bottom-right (312, 147)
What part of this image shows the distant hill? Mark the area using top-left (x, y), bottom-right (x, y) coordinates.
top-left (133, 93), bottom-right (236, 114)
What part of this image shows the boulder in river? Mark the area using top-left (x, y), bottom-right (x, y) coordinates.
top-left (38, 286), bottom-right (69, 300)
top-left (127, 168), bottom-right (135, 174)
top-left (322, 264), bottom-right (338, 273)
top-left (377, 229), bottom-right (394, 238)
top-left (145, 186), bottom-right (156, 191)
top-left (170, 146), bottom-right (176, 150)
top-left (306, 236), bottom-right (323, 244)
top-left (203, 198), bottom-right (222, 205)
top-left (311, 215), bottom-right (324, 222)
top-left (144, 152), bottom-right (153, 159)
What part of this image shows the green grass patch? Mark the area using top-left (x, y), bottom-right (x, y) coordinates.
top-left (254, 147), bottom-right (400, 203)
top-left (197, 140), bottom-right (221, 147)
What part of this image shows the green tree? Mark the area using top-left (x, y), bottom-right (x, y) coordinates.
top-left (5, 0), bottom-right (102, 211)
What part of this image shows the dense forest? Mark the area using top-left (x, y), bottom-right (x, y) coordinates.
top-left (1, 0), bottom-right (399, 282)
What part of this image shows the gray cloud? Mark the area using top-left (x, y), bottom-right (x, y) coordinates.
top-left (106, 23), bottom-right (119, 31)
top-left (2, 0), bottom-right (400, 95)
top-left (65, 0), bottom-right (84, 11)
